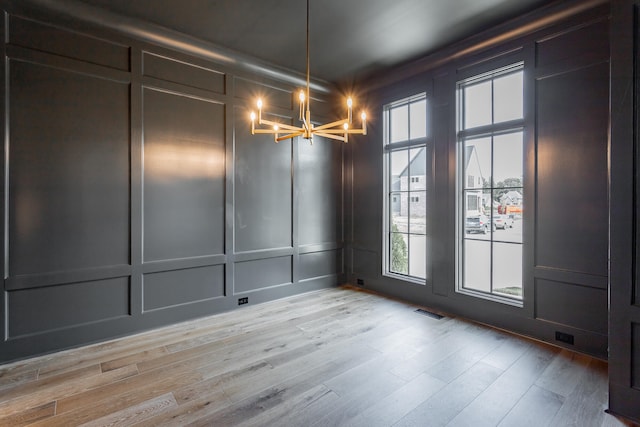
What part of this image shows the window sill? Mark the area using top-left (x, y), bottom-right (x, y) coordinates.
top-left (456, 287), bottom-right (523, 307)
top-left (383, 272), bottom-right (427, 286)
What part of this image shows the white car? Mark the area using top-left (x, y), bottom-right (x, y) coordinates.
top-left (493, 214), bottom-right (514, 229)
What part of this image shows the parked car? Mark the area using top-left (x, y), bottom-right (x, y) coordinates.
top-left (466, 214), bottom-right (494, 234)
top-left (493, 214), bottom-right (514, 229)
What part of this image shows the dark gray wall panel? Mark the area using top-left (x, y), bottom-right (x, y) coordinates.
top-left (352, 120), bottom-right (383, 249)
top-left (535, 63), bottom-right (609, 277)
top-left (143, 52), bottom-right (225, 93)
top-left (298, 137), bottom-right (342, 246)
top-left (234, 109), bottom-right (292, 252)
top-left (8, 60), bottom-right (130, 276)
top-left (143, 265), bottom-right (224, 311)
top-left (234, 256), bottom-right (292, 293)
top-left (633, 323), bottom-right (640, 389)
top-left (143, 88), bottom-right (225, 262)
top-left (352, 248), bottom-right (378, 278)
top-left (7, 277), bottom-right (130, 338)
top-left (299, 250), bottom-right (341, 280)
top-left (535, 279), bottom-right (607, 335)
top-left (8, 14), bottom-right (129, 70)
top-left (535, 19), bottom-right (609, 69)
top-left (234, 77), bottom-right (292, 108)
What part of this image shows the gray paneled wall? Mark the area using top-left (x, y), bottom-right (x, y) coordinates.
top-left (347, 1), bottom-right (610, 358)
top-left (0, 6), bottom-right (342, 363)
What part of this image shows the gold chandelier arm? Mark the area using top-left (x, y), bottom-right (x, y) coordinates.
top-left (315, 128), bottom-right (366, 134)
top-left (276, 131), bottom-right (305, 142)
top-left (257, 119), bottom-right (304, 132)
top-left (313, 132), bottom-right (347, 142)
top-left (312, 118), bottom-right (349, 131)
top-left (252, 129), bottom-right (278, 134)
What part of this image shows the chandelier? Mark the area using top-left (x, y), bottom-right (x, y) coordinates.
top-left (250, 0), bottom-right (367, 144)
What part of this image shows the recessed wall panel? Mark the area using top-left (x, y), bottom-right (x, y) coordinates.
top-left (143, 52), bottom-right (225, 93)
top-left (234, 77), bottom-right (292, 109)
top-left (234, 108), bottom-right (292, 252)
top-left (9, 15), bottom-right (129, 70)
top-left (535, 279), bottom-right (607, 335)
top-left (234, 256), bottom-right (292, 293)
top-left (536, 19), bottom-right (609, 68)
top-left (143, 88), bottom-right (225, 262)
top-left (633, 323), bottom-right (640, 389)
top-left (299, 250), bottom-right (341, 280)
top-left (8, 60), bottom-right (130, 276)
top-left (7, 277), bottom-right (130, 338)
top-left (298, 137), bottom-right (342, 245)
top-left (143, 265), bottom-right (224, 311)
top-left (535, 63), bottom-right (609, 277)
top-left (352, 248), bottom-right (378, 277)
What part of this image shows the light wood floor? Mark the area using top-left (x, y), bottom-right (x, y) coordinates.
top-left (0, 285), bottom-right (636, 426)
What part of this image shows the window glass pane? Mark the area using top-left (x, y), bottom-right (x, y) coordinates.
top-left (493, 71), bottom-right (523, 123)
top-left (464, 81), bottom-right (492, 129)
top-left (391, 192), bottom-right (407, 233)
top-left (409, 99), bottom-right (427, 139)
top-left (409, 234), bottom-right (427, 279)
top-left (493, 132), bottom-right (523, 185)
top-left (493, 243), bottom-right (523, 299)
top-left (409, 191), bottom-right (426, 234)
top-left (390, 150), bottom-right (408, 192)
top-left (390, 105), bottom-right (408, 143)
top-left (463, 239), bottom-right (491, 292)
top-left (464, 189), bottom-right (492, 239)
top-left (408, 147), bottom-right (426, 190)
top-left (464, 137), bottom-right (491, 190)
top-left (390, 233), bottom-right (408, 274)
top-left (494, 189), bottom-right (522, 244)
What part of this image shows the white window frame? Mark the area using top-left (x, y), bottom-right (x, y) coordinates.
top-left (382, 93), bottom-right (428, 284)
top-left (455, 63), bottom-right (525, 306)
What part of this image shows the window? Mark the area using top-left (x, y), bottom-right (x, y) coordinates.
top-left (383, 94), bottom-right (428, 281)
top-left (457, 63), bottom-right (524, 304)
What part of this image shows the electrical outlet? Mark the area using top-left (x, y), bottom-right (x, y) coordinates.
top-left (555, 331), bottom-right (574, 345)
top-left (356, 278), bottom-right (364, 286)
top-left (238, 297), bottom-right (248, 305)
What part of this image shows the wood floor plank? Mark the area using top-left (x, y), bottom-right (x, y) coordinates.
top-left (79, 392), bottom-right (178, 427)
top-left (0, 369), bottom-right (38, 391)
top-left (0, 364), bottom-right (137, 417)
top-left (0, 400), bottom-right (56, 426)
top-left (132, 389), bottom-right (231, 426)
top-left (395, 362), bottom-right (504, 427)
top-left (498, 385), bottom-right (565, 427)
top-left (100, 346), bottom-right (170, 373)
top-left (447, 341), bottom-right (561, 427)
top-left (341, 372), bottom-right (446, 427)
top-left (235, 384), bottom-right (335, 427)
top-left (0, 286), bottom-right (616, 427)
top-left (481, 334), bottom-right (533, 370)
top-left (549, 358), bottom-right (608, 427)
top-left (535, 349), bottom-right (592, 397)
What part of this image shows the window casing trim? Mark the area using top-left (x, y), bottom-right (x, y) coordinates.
top-left (382, 93), bottom-right (428, 284)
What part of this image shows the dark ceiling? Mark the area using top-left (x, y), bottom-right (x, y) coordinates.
top-left (74, 0), bottom-right (557, 83)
